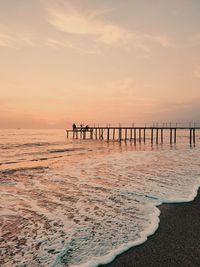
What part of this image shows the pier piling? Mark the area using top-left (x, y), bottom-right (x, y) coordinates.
top-left (66, 124), bottom-right (199, 145)
top-left (174, 129), bottom-right (177, 144)
top-left (170, 129), bottom-right (173, 144)
top-left (151, 129), bottom-right (153, 144)
top-left (161, 129), bottom-right (163, 144)
top-left (113, 128), bottom-right (115, 140)
top-left (130, 128), bottom-right (132, 141)
top-left (156, 128), bottom-right (159, 144)
top-left (193, 128), bottom-right (196, 145)
top-left (107, 128), bottom-right (110, 141)
top-left (125, 128), bottom-right (128, 141)
top-left (134, 128), bottom-right (136, 144)
top-left (139, 129), bottom-right (141, 143)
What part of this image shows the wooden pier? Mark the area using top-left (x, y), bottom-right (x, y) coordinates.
top-left (66, 125), bottom-right (200, 145)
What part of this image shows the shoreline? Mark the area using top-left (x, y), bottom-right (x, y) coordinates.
top-left (99, 188), bottom-right (200, 267)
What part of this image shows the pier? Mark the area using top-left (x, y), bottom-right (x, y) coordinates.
top-left (66, 123), bottom-right (200, 145)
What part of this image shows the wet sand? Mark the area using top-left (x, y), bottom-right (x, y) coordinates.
top-left (100, 188), bottom-right (200, 267)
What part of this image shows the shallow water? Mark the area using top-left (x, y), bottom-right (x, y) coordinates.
top-left (0, 129), bottom-right (200, 267)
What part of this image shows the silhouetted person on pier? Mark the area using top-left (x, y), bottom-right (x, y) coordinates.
top-left (85, 125), bottom-right (89, 131)
top-left (72, 123), bottom-right (76, 130)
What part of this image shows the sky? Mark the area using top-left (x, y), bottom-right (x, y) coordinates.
top-left (0, 0), bottom-right (200, 128)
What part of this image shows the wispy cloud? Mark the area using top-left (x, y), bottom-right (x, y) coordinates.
top-left (0, 33), bottom-right (16, 48)
top-left (46, 37), bottom-right (98, 54)
top-left (47, 4), bottom-right (132, 47)
top-left (0, 29), bottom-right (99, 54)
top-left (46, 2), bottom-right (173, 51)
top-left (0, 31), bottom-right (40, 49)
top-left (0, 1), bottom-right (174, 54)
top-left (145, 34), bottom-right (173, 48)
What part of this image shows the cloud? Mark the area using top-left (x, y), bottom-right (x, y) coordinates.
top-left (0, 33), bottom-right (15, 48)
top-left (45, 1), bottom-right (175, 55)
top-left (47, 4), bottom-right (132, 46)
top-left (0, 1), bottom-right (174, 54)
top-left (0, 31), bottom-right (40, 49)
top-left (146, 34), bottom-right (173, 48)
top-left (0, 28), bottom-right (100, 54)
top-left (46, 37), bottom-right (97, 54)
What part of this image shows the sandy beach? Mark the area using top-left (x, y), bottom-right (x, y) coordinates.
top-left (100, 188), bottom-right (200, 267)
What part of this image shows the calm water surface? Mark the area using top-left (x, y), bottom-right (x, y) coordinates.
top-left (0, 129), bottom-right (200, 267)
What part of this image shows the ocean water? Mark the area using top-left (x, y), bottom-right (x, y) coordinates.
top-left (0, 129), bottom-right (200, 267)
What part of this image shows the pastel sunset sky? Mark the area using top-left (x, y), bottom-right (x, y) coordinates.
top-left (0, 0), bottom-right (200, 128)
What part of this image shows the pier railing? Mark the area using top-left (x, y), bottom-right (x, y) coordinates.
top-left (66, 124), bottom-right (200, 145)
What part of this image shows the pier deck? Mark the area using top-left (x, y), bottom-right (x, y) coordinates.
top-left (66, 125), bottom-right (200, 145)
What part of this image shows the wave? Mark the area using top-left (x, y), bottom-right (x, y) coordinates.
top-left (30, 155), bottom-right (65, 162)
top-left (0, 161), bottom-right (18, 165)
top-left (0, 147), bottom-right (86, 166)
top-left (1, 131), bottom-right (200, 267)
top-left (0, 142), bottom-right (60, 150)
top-left (18, 142), bottom-right (52, 147)
top-left (0, 166), bottom-right (48, 175)
top-left (48, 148), bottom-right (85, 154)
top-left (0, 155), bottom-right (65, 166)
top-left (69, 207), bottom-right (160, 267)
top-left (67, 183), bottom-right (200, 267)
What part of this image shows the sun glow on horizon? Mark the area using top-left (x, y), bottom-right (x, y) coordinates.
top-left (0, 0), bottom-right (200, 128)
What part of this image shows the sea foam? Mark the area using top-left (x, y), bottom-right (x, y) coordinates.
top-left (1, 130), bottom-right (200, 267)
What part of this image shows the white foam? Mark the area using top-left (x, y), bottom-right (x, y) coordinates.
top-left (68, 182), bottom-right (200, 267)
top-left (1, 131), bottom-right (200, 267)
top-left (69, 206), bottom-right (160, 267)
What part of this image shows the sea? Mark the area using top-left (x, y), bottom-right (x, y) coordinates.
top-left (0, 129), bottom-right (200, 267)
